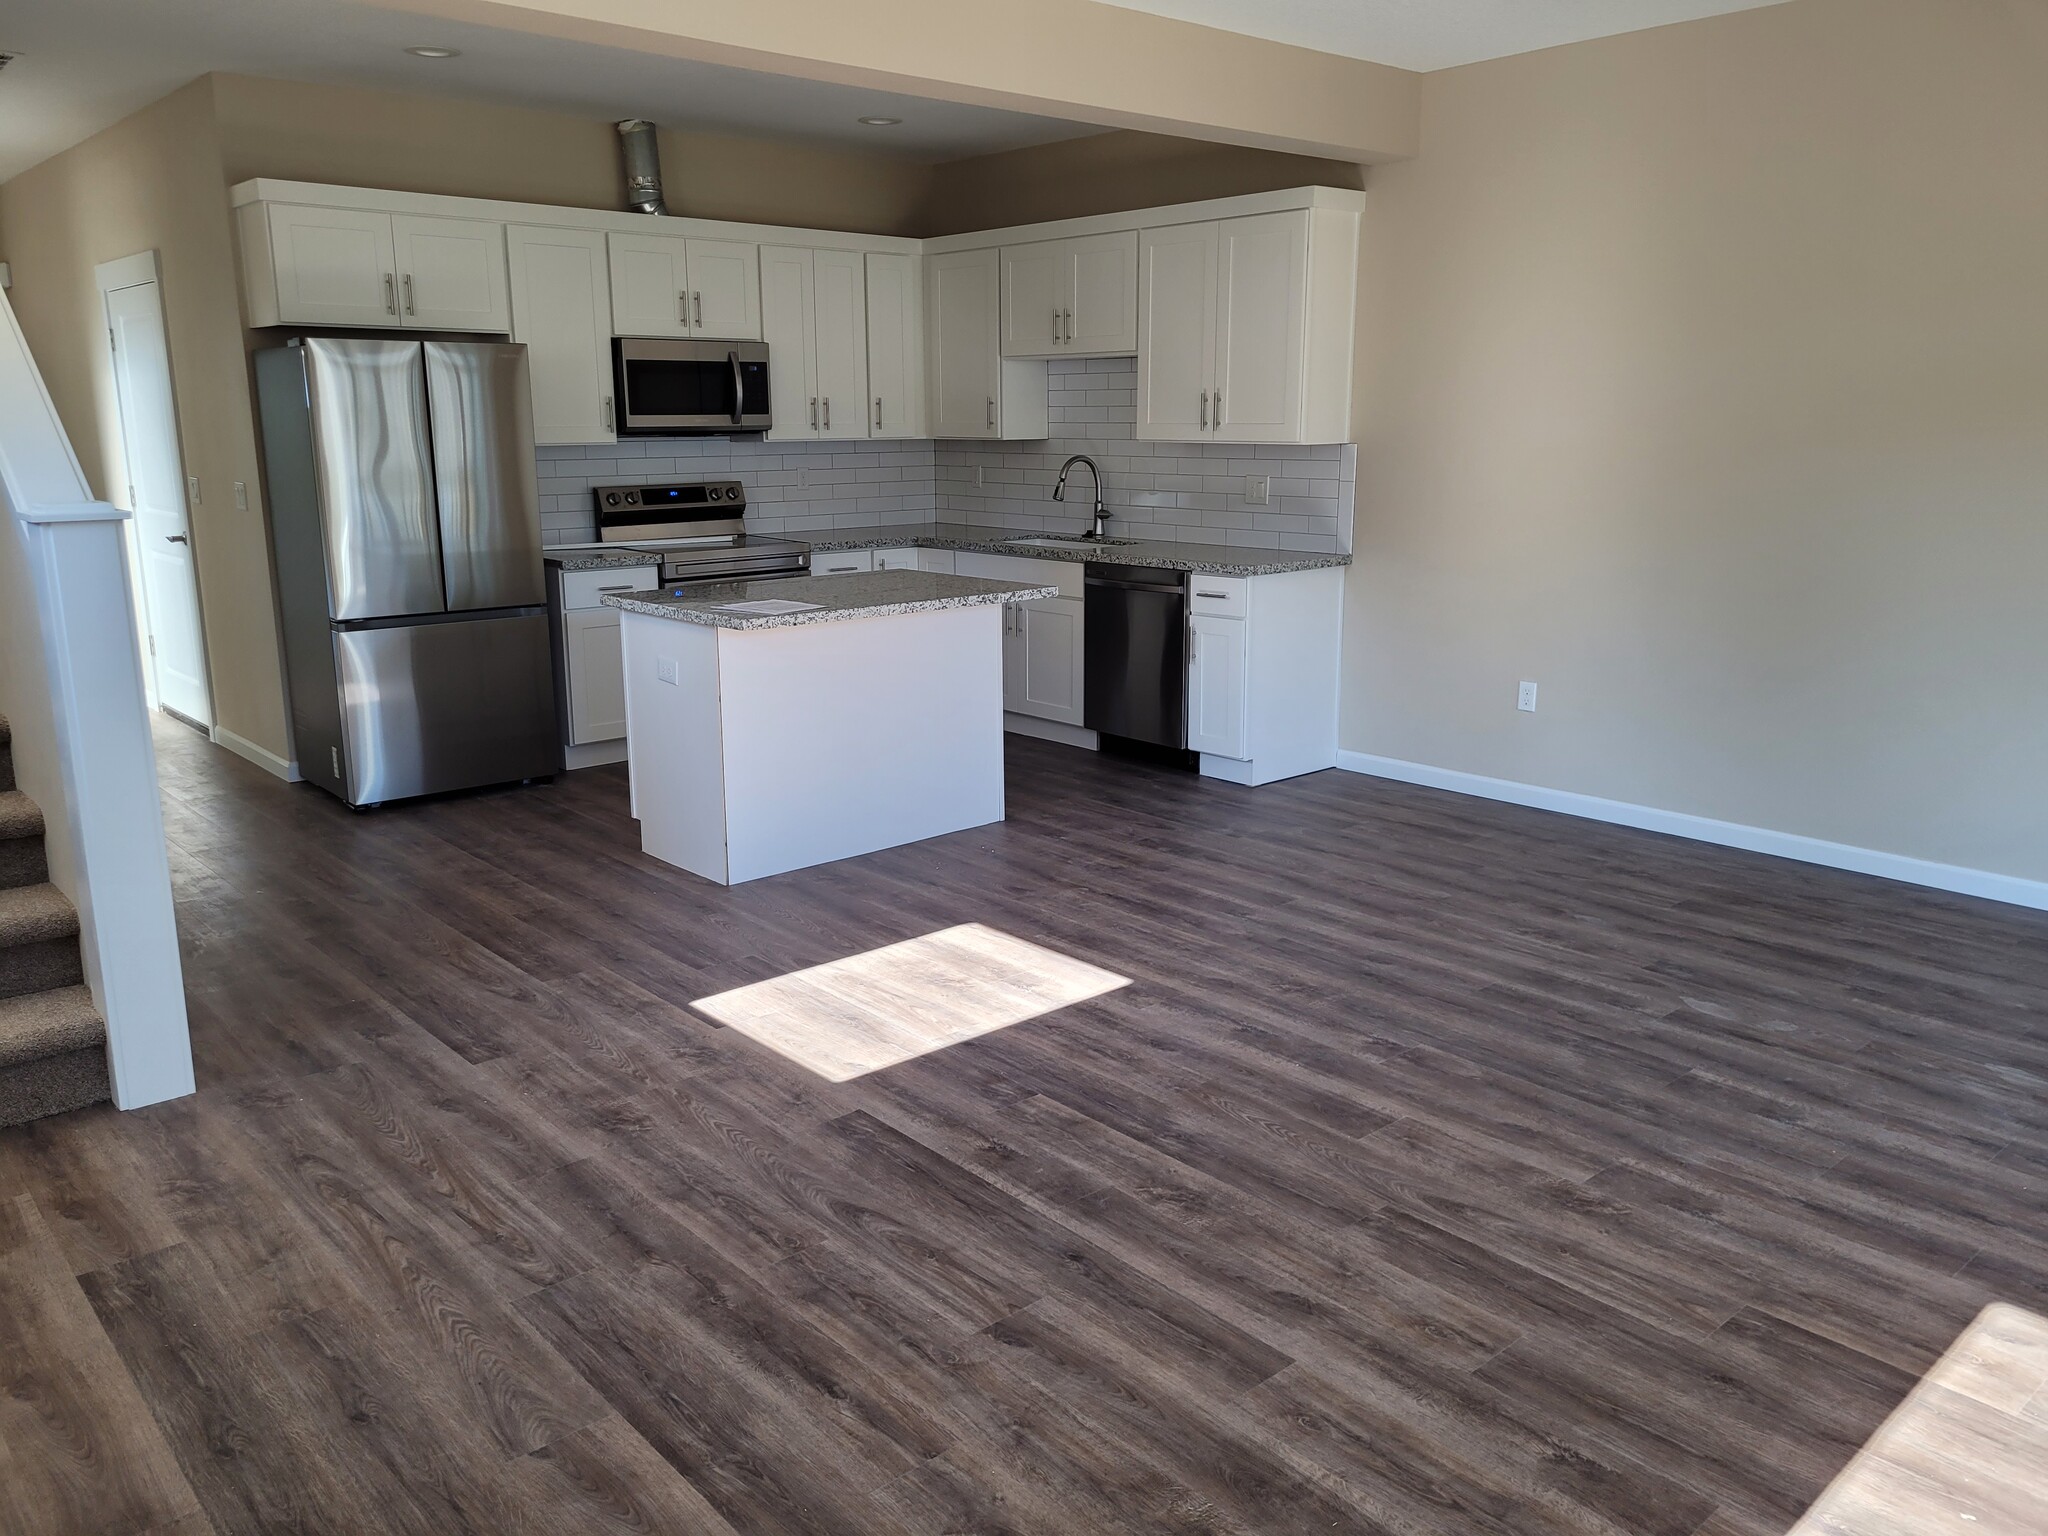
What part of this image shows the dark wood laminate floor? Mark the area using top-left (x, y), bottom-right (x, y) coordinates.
top-left (4, 719), bottom-right (2047, 1535)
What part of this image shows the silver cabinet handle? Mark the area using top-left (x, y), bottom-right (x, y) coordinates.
top-left (1197, 590), bottom-right (1227, 600)
top-left (1212, 389), bottom-right (1222, 429)
top-left (1200, 390), bottom-right (1209, 429)
top-left (810, 397), bottom-right (819, 430)
top-left (602, 396), bottom-right (614, 431)
top-left (403, 274), bottom-right (415, 316)
top-left (1051, 306), bottom-right (1062, 346)
top-left (679, 291), bottom-right (688, 325)
top-left (166, 533), bottom-right (189, 545)
top-left (693, 291), bottom-right (703, 326)
top-left (596, 583), bottom-right (636, 592)
top-left (1064, 308), bottom-right (1073, 345)
top-left (823, 397), bottom-right (831, 431)
top-left (874, 396), bottom-right (883, 431)
top-left (987, 396), bottom-right (996, 430)
top-left (384, 273), bottom-right (397, 315)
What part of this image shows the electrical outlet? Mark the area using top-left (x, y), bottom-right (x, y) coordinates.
top-left (233, 480), bottom-right (248, 510)
top-left (1517, 681), bottom-right (1540, 713)
top-left (186, 475), bottom-right (202, 505)
top-left (1244, 474), bottom-right (1270, 506)
top-left (655, 657), bottom-right (679, 686)
top-left (797, 467), bottom-right (812, 490)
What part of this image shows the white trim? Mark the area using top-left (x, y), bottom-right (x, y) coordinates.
top-left (564, 739), bottom-right (629, 770)
top-left (1003, 714), bottom-right (1098, 750)
top-left (19, 499), bottom-right (131, 524)
top-left (210, 725), bottom-right (300, 782)
top-left (93, 250), bottom-right (161, 294)
top-left (922, 185), bottom-right (1367, 253)
top-left (1335, 751), bottom-right (2048, 913)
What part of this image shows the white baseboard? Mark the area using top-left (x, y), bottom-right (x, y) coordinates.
top-left (210, 725), bottom-right (300, 783)
top-left (1004, 714), bottom-right (1098, 750)
top-left (563, 739), bottom-right (628, 770)
top-left (1335, 751), bottom-right (2048, 913)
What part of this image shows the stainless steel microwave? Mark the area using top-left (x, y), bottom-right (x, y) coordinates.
top-left (612, 337), bottom-right (771, 434)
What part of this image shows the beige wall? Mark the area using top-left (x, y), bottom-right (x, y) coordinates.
top-left (0, 79), bottom-right (290, 757)
top-left (211, 74), bottom-right (932, 236)
top-left (1347, 0), bottom-right (2048, 881)
top-left (919, 129), bottom-right (1361, 237)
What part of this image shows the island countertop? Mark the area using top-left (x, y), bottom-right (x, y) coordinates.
top-left (601, 570), bottom-right (1059, 630)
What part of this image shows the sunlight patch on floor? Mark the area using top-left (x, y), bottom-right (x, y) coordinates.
top-left (690, 923), bottom-right (1129, 1081)
top-left (1790, 1302), bottom-right (2048, 1534)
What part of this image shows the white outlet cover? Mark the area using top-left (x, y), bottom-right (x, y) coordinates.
top-left (1517, 681), bottom-right (1539, 712)
top-left (1245, 474), bottom-right (1271, 506)
top-left (656, 657), bottom-right (679, 685)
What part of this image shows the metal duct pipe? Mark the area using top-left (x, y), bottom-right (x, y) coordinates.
top-left (616, 119), bottom-right (667, 215)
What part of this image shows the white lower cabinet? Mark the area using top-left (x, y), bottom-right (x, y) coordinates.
top-left (872, 547), bottom-right (921, 571)
top-left (1005, 597), bottom-right (1085, 726)
top-left (914, 548), bottom-right (956, 574)
top-left (557, 564), bottom-right (657, 747)
top-left (1186, 614), bottom-right (1248, 759)
top-left (812, 549), bottom-right (875, 575)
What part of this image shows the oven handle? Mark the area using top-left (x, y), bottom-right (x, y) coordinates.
top-left (729, 350), bottom-right (744, 427)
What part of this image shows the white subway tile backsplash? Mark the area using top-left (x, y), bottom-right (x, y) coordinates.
top-left (531, 357), bottom-right (1354, 549)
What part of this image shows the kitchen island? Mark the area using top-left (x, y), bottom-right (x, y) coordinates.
top-left (605, 570), bottom-right (1058, 884)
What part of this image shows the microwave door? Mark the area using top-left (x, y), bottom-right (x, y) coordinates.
top-left (303, 338), bottom-right (445, 621)
top-left (424, 342), bottom-right (545, 610)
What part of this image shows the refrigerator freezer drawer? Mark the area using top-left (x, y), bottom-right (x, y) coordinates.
top-left (335, 613), bottom-right (558, 804)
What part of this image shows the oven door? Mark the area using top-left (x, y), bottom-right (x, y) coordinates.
top-left (614, 339), bottom-right (771, 433)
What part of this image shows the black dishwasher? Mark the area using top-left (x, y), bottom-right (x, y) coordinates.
top-left (1084, 564), bottom-right (1189, 754)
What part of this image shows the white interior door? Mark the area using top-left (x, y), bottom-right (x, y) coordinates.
top-left (105, 277), bottom-right (211, 726)
top-left (810, 249), bottom-right (870, 439)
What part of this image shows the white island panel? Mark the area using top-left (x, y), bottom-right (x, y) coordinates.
top-left (621, 603), bottom-right (1006, 885)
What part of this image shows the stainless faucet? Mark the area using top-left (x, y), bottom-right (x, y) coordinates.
top-left (1051, 454), bottom-right (1112, 539)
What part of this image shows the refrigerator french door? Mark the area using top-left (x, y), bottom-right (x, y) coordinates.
top-left (256, 337), bottom-right (559, 806)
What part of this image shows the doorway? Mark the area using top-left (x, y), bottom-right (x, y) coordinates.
top-left (96, 252), bottom-right (212, 729)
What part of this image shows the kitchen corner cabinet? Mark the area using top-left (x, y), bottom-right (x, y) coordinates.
top-left (1186, 567), bottom-right (1344, 786)
top-left (607, 233), bottom-right (762, 340)
top-left (1137, 208), bottom-right (1356, 445)
top-left (925, 247), bottom-right (1048, 440)
top-left (762, 245), bottom-right (870, 440)
top-left (240, 204), bottom-right (508, 331)
top-left (507, 226), bottom-right (616, 445)
top-left (1001, 231), bottom-right (1138, 357)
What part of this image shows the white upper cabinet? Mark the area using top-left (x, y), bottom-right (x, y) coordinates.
top-left (865, 252), bottom-right (925, 439)
top-left (244, 206), bottom-right (508, 331)
top-left (392, 215), bottom-right (510, 331)
top-left (761, 245), bottom-right (869, 440)
top-left (507, 225), bottom-right (616, 446)
top-left (1136, 208), bottom-right (1356, 445)
top-left (254, 205), bottom-right (401, 328)
top-left (927, 246), bottom-right (1048, 440)
top-left (609, 234), bottom-right (762, 339)
top-left (1001, 231), bottom-right (1137, 357)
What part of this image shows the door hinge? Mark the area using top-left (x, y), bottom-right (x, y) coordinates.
top-left (109, 327), bottom-right (117, 353)
top-left (147, 633), bottom-right (156, 655)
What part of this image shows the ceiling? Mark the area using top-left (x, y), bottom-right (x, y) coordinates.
top-left (0, 0), bottom-right (1104, 183)
top-left (1090, 0), bottom-right (1798, 73)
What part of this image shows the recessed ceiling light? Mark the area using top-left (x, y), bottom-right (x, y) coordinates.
top-left (857, 116), bottom-right (903, 127)
top-left (405, 46), bottom-right (461, 58)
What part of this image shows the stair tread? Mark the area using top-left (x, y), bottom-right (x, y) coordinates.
top-left (0, 884), bottom-right (78, 947)
top-left (0, 789), bottom-right (42, 841)
top-left (0, 985), bottom-right (103, 1069)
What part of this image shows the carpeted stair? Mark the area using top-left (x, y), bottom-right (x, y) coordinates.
top-left (0, 714), bottom-right (109, 1126)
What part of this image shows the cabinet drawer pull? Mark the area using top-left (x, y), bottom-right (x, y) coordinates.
top-left (1197, 590), bottom-right (1228, 599)
top-left (403, 274), bottom-right (415, 315)
top-left (384, 273), bottom-right (397, 316)
top-left (1212, 389), bottom-right (1222, 428)
top-left (1200, 390), bottom-right (1209, 429)
top-left (693, 291), bottom-right (703, 326)
top-left (875, 396), bottom-right (883, 430)
top-left (823, 397), bottom-right (831, 431)
top-left (597, 584), bottom-right (636, 592)
top-left (1064, 307), bottom-right (1073, 345)
top-left (987, 396), bottom-right (996, 430)
top-left (679, 291), bottom-right (688, 324)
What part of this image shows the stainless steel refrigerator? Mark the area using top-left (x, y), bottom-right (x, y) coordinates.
top-left (255, 337), bottom-right (559, 807)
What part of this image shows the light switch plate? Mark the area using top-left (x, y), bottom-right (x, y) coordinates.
top-left (186, 475), bottom-right (202, 505)
top-left (1245, 474), bottom-right (1271, 506)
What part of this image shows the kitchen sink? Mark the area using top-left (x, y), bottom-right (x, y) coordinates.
top-left (1001, 535), bottom-right (1142, 550)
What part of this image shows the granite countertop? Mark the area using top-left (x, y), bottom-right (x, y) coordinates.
top-left (794, 521), bottom-right (1352, 578)
top-left (602, 570), bottom-right (1059, 631)
top-left (546, 548), bottom-right (671, 573)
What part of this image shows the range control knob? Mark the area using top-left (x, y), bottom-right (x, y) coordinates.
top-left (709, 486), bottom-right (724, 500)
top-left (624, 490), bottom-right (640, 505)
top-left (604, 491), bottom-right (620, 506)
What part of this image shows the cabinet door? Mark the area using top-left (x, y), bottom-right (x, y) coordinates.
top-left (759, 244), bottom-right (819, 440)
top-left (392, 215), bottom-right (508, 332)
top-left (1001, 239), bottom-right (1064, 357)
top-left (608, 232), bottom-right (691, 338)
top-left (1012, 597), bottom-right (1086, 725)
top-left (812, 549), bottom-right (876, 575)
top-left (686, 238), bottom-right (762, 339)
top-left (865, 252), bottom-right (924, 438)
top-left (914, 548), bottom-right (956, 574)
top-left (927, 247), bottom-right (1000, 439)
top-left (1136, 221), bottom-right (1218, 442)
top-left (872, 547), bottom-right (921, 571)
top-left (1187, 613), bottom-right (1248, 758)
top-left (507, 226), bottom-right (616, 445)
top-left (811, 249), bottom-right (871, 440)
top-left (563, 606), bottom-right (628, 745)
top-left (1213, 211), bottom-right (1307, 444)
top-left (267, 205), bottom-right (398, 327)
top-left (1065, 230), bottom-right (1139, 354)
